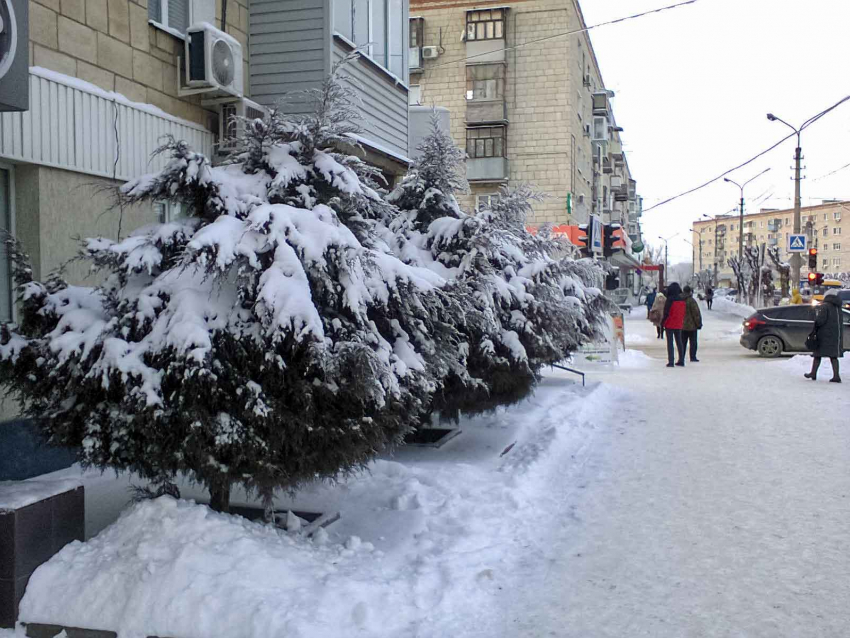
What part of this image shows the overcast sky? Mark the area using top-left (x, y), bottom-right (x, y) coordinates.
top-left (580, 0), bottom-right (850, 263)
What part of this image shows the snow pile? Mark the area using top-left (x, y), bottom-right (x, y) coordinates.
top-left (0, 479), bottom-right (81, 511)
top-left (778, 354), bottom-right (813, 373)
top-left (617, 348), bottom-right (654, 369)
top-left (713, 296), bottom-right (756, 318)
top-left (625, 332), bottom-right (651, 345)
top-left (20, 381), bottom-right (615, 638)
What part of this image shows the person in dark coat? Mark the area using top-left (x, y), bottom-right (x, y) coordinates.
top-left (705, 285), bottom-right (714, 310)
top-left (661, 282), bottom-right (687, 367)
top-left (805, 291), bottom-right (844, 382)
top-left (645, 287), bottom-right (657, 318)
top-left (681, 285), bottom-right (703, 362)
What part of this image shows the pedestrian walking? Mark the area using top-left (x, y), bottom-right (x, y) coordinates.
top-left (645, 287), bottom-right (657, 318)
top-left (705, 285), bottom-right (714, 310)
top-left (681, 285), bottom-right (702, 362)
top-left (804, 290), bottom-right (844, 383)
top-left (662, 282), bottom-right (687, 367)
top-left (649, 289), bottom-right (667, 339)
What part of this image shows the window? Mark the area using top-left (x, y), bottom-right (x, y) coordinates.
top-left (823, 227), bottom-right (828, 237)
top-left (760, 221), bottom-right (764, 228)
top-left (834, 257), bottom-right (841, 266)
top-left (0, 167), bottom-right (12, 322)
top-left (824, 213), bottom-right (828, 221)
top-left (834, 211), bottom-right (842, 221)
top-left (466, 9), bottom-right (505, 41)
top-left (834, 227), bottom-right (842, 235)
top-left (834, 243), bottom-right (841, 250)
top-left (476, 193), bottom-right (501, 211)
top-left (155, 201), bottom-right (188, 223)
top-left (466, 126), bottom-right (505, 158)
top-left (466, 64), bottom-right (505, 101)
top-left (149, 0), bottom-right (190, 35)
top-left (335, 0), bottom-right (406, 77)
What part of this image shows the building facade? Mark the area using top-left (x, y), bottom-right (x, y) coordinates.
top-left (692, 200), bottom-right (850, 285)
top-left (407, 0), bottom-right (642, 247)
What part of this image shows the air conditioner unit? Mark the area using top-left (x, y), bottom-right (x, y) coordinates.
top-left (218, 98), bottom-right (269, 153)
top-left (583, 74), bottom-right (591, 88)
top-left (422, 46), bottom-right (439, 59)
top-left (185, 23), bottom-right (243, 96)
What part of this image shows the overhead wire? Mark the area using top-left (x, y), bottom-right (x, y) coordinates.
top-left (642, 93), bottom-right (850, 214)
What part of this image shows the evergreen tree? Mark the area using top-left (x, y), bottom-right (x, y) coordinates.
top-left (0, 58), bottom-right (468, 513)
top-left (389, 117), bottom-right (611, 417)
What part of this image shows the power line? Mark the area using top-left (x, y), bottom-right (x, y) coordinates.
top-left (642, 93), bottom-right (850, 214)
top-left (812, 161), bottom-right (850, 182)
top-left (423, 0), bottom-right (699, 72)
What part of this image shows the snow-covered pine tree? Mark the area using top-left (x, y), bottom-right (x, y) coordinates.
top-left (388, 116), bottom-right (610, 417)
top-left (0, 57), bottom-right (467, 513)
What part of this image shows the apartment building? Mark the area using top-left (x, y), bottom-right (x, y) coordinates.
top-left (692, 200), bottom-right (850, 284)
top-left (407, 0), bottom-right (643, 248)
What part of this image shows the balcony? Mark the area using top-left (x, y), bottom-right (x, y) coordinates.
top-left (466, 100), bottom-right (507, 124)
top-left (767, 219), bottom-right (781, 232)
top-left (628, 179), bottom-right (637, 201)
top-left (614, 184), bottom-right (629, 202)
top-left (592, 92), bottom-right (610, 116)
top-left (467, 157), bottom-right (508, 182)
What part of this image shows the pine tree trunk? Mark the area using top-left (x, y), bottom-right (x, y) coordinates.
top-left (209, 481), bottom-right (231, 513)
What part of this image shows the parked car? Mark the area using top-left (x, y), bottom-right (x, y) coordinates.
top-left (739, 305), bottom-right (850, 357)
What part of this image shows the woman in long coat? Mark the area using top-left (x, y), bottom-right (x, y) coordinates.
top-left (648, 290), bottom-right (667, 339)
top-left (805, 291), bottom-right (844, 382)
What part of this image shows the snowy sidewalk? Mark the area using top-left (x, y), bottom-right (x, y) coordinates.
top-left (498, 307), bottom-right (850, 637)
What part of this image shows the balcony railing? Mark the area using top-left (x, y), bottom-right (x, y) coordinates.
top-left (467, 157), bottom-right (508, 182)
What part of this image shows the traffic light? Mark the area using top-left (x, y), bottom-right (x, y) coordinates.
top-left (808, 272), bottom-right (824, 286)
top-left (808, 247), bottom-right (818, 270)
top-left (603, 224), bottom-right (617, 258)
top-left (578, 224), bottom-right (592, 258)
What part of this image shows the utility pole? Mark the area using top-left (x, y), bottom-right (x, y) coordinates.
top-left (767, 113), bottom-right (806, 288)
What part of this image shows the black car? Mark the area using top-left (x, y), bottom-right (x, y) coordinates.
top-left (739, 305), bottom-right (850, 357)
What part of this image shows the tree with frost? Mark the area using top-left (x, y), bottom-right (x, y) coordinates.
top-left (0, 58), bottom-right (467, 514)
top-left (388, 117), bottom-right (611, 416)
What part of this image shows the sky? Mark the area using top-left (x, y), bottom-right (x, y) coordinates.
top-left (580, 0), bottom-right (850, 263)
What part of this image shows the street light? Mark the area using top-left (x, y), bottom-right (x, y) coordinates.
top-left (724, 167), bottom-right (770, 259)
top-left (657, 233), bottom-right (678, 281)
top-left (689, 227), bottom-right (707, 273)
top-left (766, 110), bottom-right (822, 289)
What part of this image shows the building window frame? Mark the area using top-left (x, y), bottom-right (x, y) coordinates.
top-left (0, 162), bottom-right (16, 324)
top-left (465, 9), bottom-right (505, 41)
top-left (466, 126), bottom-right (506, 159)
top-left (335, 0), bottom-right (407, 79)
top-left (465, 63), bottom-right (506, 102)
top-left (148, 0), bottom-right (195, 39)
top-left (476, 193), bottom-right (501, 211)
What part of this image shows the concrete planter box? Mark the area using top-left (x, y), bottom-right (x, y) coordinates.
top-left (404, 428), bottom-right (462, 448)
top-left (0, 482), bottom-right (84, 628)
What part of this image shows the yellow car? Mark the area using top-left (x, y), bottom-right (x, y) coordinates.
top-left (812, 279), bottom-right (845, 305)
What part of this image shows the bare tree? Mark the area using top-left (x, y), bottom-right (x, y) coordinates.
top-left (766, 247), bottom-right (791, 297)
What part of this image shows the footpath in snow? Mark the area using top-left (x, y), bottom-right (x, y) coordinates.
top-left (498, 304), bottom-right (850, 637)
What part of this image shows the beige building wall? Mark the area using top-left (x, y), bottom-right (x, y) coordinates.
top-left (692, 201), bottom-right (850, 278)
top-left (26, 0), bottom-right (248, 127)
top-left (410, 0), bottom-right (630, 228)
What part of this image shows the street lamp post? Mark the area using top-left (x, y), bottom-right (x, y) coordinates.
top-left (689, 227), bottom-right (706, 273)
top-left (657, 233), bottom-right (678, 286)
top-left (724, 167), bottom-right (770, 260)
top-left (766, 112), bottom-right (807, 288)
top-left (701, 214), bottom-right (722, 286)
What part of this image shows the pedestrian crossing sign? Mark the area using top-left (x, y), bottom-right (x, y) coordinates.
top-left (788, 234), bottom-right (807, 252)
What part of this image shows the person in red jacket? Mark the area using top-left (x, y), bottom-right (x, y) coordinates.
top-left (662, 282), bottom-right (687, 367)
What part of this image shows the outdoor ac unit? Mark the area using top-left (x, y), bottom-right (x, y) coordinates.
top-left (218, 98), bottom-right (268, 153)
top-left (185, 23), bottom-right (243, 96)
top-left (583, 123), bottom-right (591, 137)
top-left (583, 74), bottom-right (591, 88)
top-left (422, 46), bottom-right (439, 59)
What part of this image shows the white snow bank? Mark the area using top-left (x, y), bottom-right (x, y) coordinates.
top-left (777, 354), bottom-right (813, 373)
top-left (625, 332), bottom-right (651, 345)
top-left (20, 381), bottom-right (617, 638)
top-left (0, 479), bottom-right (82, 511)
top-left (713, 297), bottom-right (756, 319)
top-left (617, 349), bottom-right (654, 369)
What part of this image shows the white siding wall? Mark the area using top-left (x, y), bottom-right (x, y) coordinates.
top-left (0, 70), bottom-right (214, 181)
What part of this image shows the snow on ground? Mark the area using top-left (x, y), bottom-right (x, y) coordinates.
top-left (712, 296), bottom-right (757, 318)
top-left (494, 304), bottom-right (850, 637)
top-left (18, 300), bottom-right (850, 638)
top-left (20, 375), bottom-right (618, 638)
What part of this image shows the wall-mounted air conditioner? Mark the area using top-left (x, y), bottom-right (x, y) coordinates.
top-left (583, 73), bottom-right (591, 88)
top-left (218, 98), bottom-right (269, 153)
top-left (184, 23), bottom-right (243, 97)
top-left (422, 46), bottom-right (439, 60)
